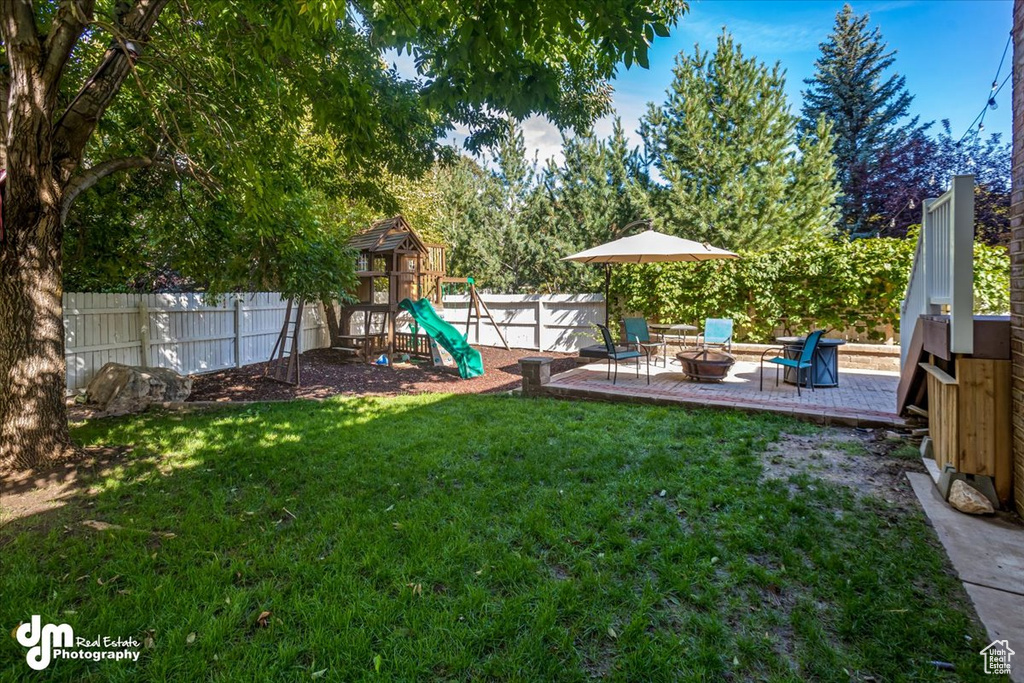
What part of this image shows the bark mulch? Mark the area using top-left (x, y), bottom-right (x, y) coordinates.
top-left (187, 346), bottom-right (579, 403)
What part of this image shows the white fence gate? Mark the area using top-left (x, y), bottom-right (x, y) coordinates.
top-left (64, 292), bottom-right (330, 394)
top-left (63, 292), bottom-right (606, 394)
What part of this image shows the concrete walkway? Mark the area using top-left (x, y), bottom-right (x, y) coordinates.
top-left (545, 359), bottom-right (904, 428)
top-left (908, 473), bottom-right (1024, 682)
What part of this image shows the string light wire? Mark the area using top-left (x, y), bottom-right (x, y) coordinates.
top-left (956, 31), bottom-right (1012, 148)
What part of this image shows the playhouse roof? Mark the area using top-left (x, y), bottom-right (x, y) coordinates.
top-left (348, 215), bottom-right (428, 254)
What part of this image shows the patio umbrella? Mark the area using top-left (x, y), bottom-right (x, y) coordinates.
top-left (562, 230), bottom-right (739, 327)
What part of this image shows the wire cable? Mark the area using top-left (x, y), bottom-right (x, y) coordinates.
top-left (956, 31), bottom-right (1012, 147)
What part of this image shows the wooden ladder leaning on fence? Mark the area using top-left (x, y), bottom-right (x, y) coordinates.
top-left (265, 298), bottom-right (305, 386)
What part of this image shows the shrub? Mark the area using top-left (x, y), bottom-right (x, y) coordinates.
top-left (613, 236), bottom-right (1009, 343)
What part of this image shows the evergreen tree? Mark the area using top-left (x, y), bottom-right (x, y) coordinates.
top-left (425, 117), bottom-right (656, 293)
top-left (800, 4), bottom-right (919, 236)
top-left (642, 32), bottom-right (839, 250)
top-left (557, 121), bottom-right (652, 245)
top-left (433, 120), bottom-right (545, 292)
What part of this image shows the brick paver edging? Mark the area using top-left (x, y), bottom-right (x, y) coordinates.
top-left (536, 382), bottom-right (905, 429)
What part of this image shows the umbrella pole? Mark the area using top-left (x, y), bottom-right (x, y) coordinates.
top-left (604, 264), bottom-right (611, 328)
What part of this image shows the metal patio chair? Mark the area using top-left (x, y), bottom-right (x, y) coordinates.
top-left (622, 317), bottom-right (668, 368)
top-left (759, 330), bottom-right (825, 397)
top-left (697, 318), bottom-right (733, 353)
top-left (596, 324), bottom-right (649, 385)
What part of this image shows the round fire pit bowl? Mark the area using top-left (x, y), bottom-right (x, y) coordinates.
top-left (676, 350), bottom-right (735, 382)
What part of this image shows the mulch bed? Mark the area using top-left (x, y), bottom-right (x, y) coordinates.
top-left (187, 346), bottom-right (579, 402)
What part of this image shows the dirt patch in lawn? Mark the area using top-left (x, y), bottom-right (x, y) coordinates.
top-left (0, 446), bottom-right (132, 526)
top-left (761, 428), bottom-right (925, 509)
top-left (185, 346), bottom-right (579, 403)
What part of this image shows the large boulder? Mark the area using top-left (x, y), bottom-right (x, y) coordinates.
top-left (86, 363), bottom-right (192, 414)
top-left (948, 479), bottom-right (995, 515)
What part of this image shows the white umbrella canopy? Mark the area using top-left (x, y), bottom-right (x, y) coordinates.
top-left (562, 230), bottom-right (738, 263)
top-left (562, 230), bottom-right (739, 329)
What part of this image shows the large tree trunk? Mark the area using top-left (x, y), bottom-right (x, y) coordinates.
top-left (0, 17), bottom-right (76, 469)
top-left (0, 0), bottom-right (171, 469)
top-left (0, 202), bottom-right (74, 470)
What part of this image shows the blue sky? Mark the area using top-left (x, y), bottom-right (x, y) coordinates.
top-left (509, 0), bottom-right (1013, 164)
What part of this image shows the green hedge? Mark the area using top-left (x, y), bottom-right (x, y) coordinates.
top-left (612, 236), bottom-right (1010, 343)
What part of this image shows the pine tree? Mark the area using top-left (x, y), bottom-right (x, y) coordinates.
top-left (434, 119), bottom-right (548, 292)
top-left (800, 4), bottom-right (918, 236)
top-left (538, 119), bottom-right (655, 291)
top-left (642, 32), bottom-right (839, 250)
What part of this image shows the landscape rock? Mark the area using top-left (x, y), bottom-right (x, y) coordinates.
top-left (86, 363), bottom-right (192, 414)
top-left (948, 479), bottom-right (995, 515)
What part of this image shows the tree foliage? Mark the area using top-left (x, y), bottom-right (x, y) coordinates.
top-left (643, 32), bottom-right (840, 250)
top-left (50, 0), bottom-right (690, 302)
top-left (0, 0), bottom-right (687, 468)
top-left (429, 119), bottom-right (658, 293)
top-left (925, 122), bottom-right (1011, 245)
top-left (799, 4), bottom-right (922, 237)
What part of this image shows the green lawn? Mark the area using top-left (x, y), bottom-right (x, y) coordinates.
top-left (1, 395), bottom-right (989, 681)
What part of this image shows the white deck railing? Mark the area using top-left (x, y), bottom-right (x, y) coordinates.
top-left (899, 174), bottom-right (975, 369)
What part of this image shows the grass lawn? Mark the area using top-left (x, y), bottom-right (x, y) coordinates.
top-left (1, 395), bottom-right (989, 681)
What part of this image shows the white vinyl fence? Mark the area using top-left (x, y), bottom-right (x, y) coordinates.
top-left (63, 292), bottom-right (606, 394)
top-left (436, 293), bottom-right (604, 352)
top-left (64, 293), bottom-right (330, 394)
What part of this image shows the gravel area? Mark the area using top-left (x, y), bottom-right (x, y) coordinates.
top-left (187, 346), bottom-right (579, 402)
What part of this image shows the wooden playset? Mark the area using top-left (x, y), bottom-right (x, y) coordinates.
top-left (265, 215), bottom-right (507, 385)
top-left (333, 215), bottom-right (507, 362)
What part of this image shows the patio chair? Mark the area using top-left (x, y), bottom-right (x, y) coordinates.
top-left (596, 324), bottom-right (649, 385)
top-left (697, 318), bottom-right (733, 353)
top-left (622, 317), bottom-right (668, 368)
top-left (759, 330), bottom-right (825, 397)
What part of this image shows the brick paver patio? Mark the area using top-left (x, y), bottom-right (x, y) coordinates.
top-left (544, 359), bottom-right (904, 428)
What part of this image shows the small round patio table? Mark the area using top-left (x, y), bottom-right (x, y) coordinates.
top-left (649, 323), bottom-right (698, 356)
top-left (775, 336), bottom-right (846, 388)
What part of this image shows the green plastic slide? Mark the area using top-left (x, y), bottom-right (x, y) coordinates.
top-left (399, 298), bottom-right (484, 379)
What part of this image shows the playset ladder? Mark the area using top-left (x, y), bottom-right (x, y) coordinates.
top-left (265, 298), bottom-right (304, 386)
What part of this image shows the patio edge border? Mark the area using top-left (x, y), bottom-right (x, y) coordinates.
top-left (532, 383), bottom-right (905, 429)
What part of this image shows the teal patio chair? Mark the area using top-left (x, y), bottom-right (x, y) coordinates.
top-left (759, 330), bottom-right (825, 397)
top-left (596, 324), bottom-right (649, 385)
top-left (697, 318), bottom-right (733, 353)
top-left (622, 317), bottom-right (667, 368)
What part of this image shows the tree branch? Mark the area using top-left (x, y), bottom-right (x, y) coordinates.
top-left (61, 154), bottom-right (154, 222)
top-left (43, 1), bottom-right (98, 105)
top-left (52, 0), bottom-right (172, 180)
top-left (0, 1), bottom-right (41, 67)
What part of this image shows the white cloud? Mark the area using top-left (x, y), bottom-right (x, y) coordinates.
top-left (521, 115), bottom-right (565, 166)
